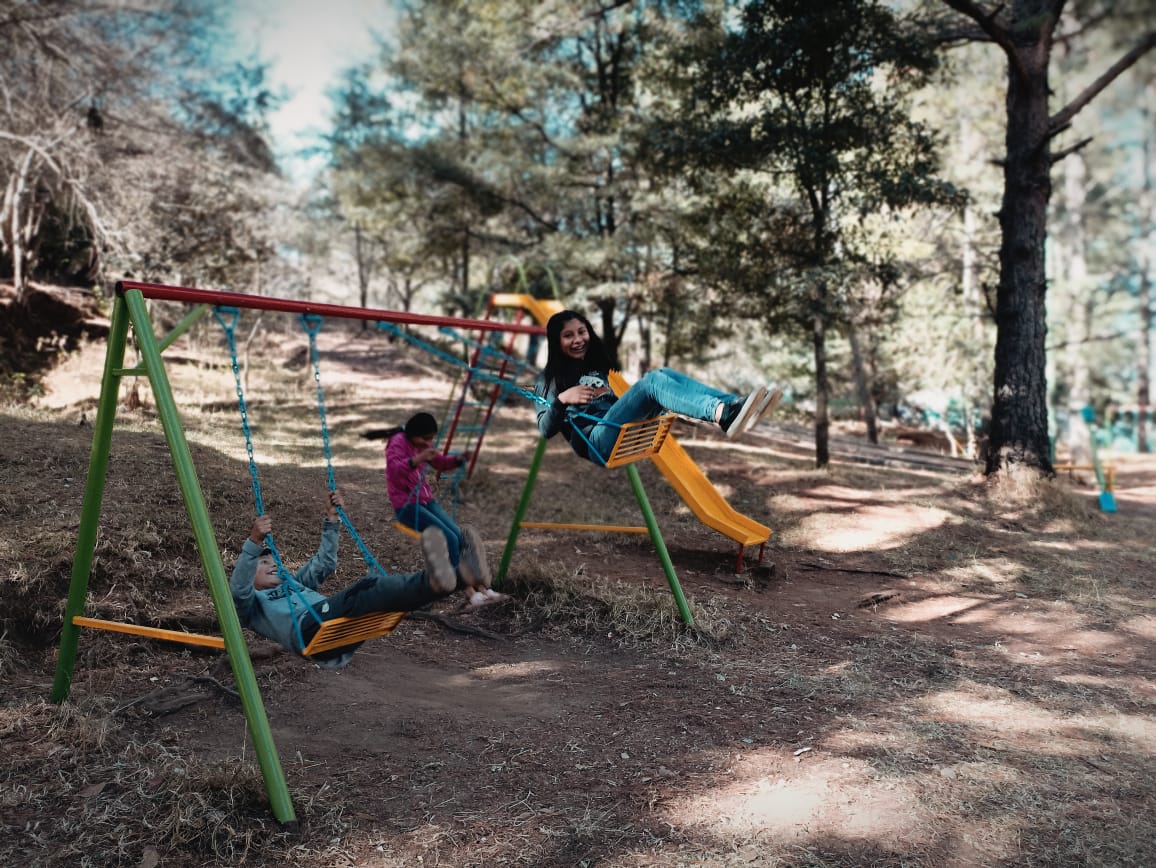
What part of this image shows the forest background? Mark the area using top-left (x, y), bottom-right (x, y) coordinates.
top-left (3, 2), bottom-right (1156, 865)
top-left (2, 0), bottom-right (1154, 474)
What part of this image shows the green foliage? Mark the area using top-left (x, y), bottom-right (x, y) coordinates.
top-left (656, 0), bottom-right (962, 325)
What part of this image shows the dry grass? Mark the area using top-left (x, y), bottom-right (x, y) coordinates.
top-left (3, 324), bottom-right (1156, 866)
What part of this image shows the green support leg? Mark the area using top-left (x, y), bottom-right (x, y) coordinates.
top-left (52, 295), bottom-right (130, 703)
top-left (626, 463), bottom-right (694, 625)
top-left (496, 436), bottom-right (548, 586)
top-left (119, 290), bottom-right (297, 825)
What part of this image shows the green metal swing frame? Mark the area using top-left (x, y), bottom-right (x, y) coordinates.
top-left (51, 280), bottom-right (547, 826)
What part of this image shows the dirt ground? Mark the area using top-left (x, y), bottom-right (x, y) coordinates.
top-left (3, 319), bottom-right (1155, 867)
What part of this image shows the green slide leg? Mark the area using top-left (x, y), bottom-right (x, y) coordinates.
top-left (626, 463), bottom-right (694, 625)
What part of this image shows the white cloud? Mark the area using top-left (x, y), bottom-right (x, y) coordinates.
top-left (225, 0), bottom-right (396, 181)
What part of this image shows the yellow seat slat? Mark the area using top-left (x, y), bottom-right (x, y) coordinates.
top-left (302, 610), bottom-right (407, 656)
top-left (603, 414), bottom-right (674, 468)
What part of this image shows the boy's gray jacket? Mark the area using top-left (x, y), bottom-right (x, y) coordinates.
top-left (229, 518), bottom-right (342, 658)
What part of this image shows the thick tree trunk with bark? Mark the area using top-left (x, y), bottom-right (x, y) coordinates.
top-left (984, 18), bottom-right (1055, 476)
top-left (813, 296), bottom-right (831, 468)
top-left (942, 0), bottom-right (1156, 475)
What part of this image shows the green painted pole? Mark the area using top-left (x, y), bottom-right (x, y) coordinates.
top-left (118, 303), bottom-right (210, 374)
top-left (496, 436), bottom-right (548, 586)
top-left (51, 295), bottom-right (130, 703)
top-left (119, 290), bottom-right (296, 824)
top-left (626, 463), bottom-right (694, 625)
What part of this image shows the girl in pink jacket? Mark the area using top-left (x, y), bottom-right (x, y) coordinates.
top-left (382, 412), bottom-right (468, 565)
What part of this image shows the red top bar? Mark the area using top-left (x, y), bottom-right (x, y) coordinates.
top-left (116, 280), bottom-right (546, 335)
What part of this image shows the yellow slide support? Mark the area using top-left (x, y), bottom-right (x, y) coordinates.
top-left (490, 294), bottom-right (770, 553)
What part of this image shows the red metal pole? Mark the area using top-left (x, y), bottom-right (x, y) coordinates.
top-left (116, 280), bottom-right (545, 336)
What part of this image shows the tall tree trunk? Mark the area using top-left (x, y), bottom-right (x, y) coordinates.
top-left (959, 116), bottom-right (987, 461)
top-left (1138, 85), bottom-right (1154, 453)
top-left (1060, 153), bottom-right (1093, 465)
top-left (596, 297), bottom-right (621, 369)
top-left (813, 282), bottom-right (830, 467)
top-left (355, 223), bottom-right (369, 329)
top-left (984, 9), bottom-right (1055, 476)
top-left (9, 149), bottom-right (36, 301)
top-left (848, 323), bottom-right (878, 444)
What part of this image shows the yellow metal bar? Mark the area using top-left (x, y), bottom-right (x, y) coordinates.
top-left (1055, 463), bottom-right (1116, 490)
top-left (520, 521), bottom-right (651, 533)
top-left (392, 521), bottom-right (422, 540)
top-left (73, 615), bottom-right (225, 649)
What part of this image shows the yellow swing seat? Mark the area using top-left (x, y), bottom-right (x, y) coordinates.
top-left (302, 610), bottom-right (407, 657)
top-left (602, 414), bottom-right (675, 468)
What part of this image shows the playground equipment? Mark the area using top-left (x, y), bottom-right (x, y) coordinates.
top-left (497, 406), bottom-right (695, 623)
top-left (1051, 405), bottom-right (1118, 513)
top-left (213, 308), bottom-right (411, 657)
top-left (488, 294), bottom-right (772, 573)
top-left (51, 280), bottom-right (542, 825)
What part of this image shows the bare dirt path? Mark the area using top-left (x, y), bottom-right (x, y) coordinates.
top-left (3, 325), bottom-right (1155, 867)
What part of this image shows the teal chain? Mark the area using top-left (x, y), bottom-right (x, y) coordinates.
top-left (300, 314), bottom-right (391, 579)
top-left (213, 306), bottom-right (324, 653)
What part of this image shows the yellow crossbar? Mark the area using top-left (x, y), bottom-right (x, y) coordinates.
top-left (73, 615), bottom-right (225, 649)
top-left (1054, 463), bottom-right (1116, 491)
top-left (520, 521), bottom-right (651, 533)
top-left (302, 610), bottom-right (407, 656)
top-left (603, 414), bottom-right (675, 468)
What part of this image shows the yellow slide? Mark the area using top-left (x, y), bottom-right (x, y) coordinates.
top-left (491, 293), bottom-right (770, 549)
top-left (608, 372), bottom-right (771, 547)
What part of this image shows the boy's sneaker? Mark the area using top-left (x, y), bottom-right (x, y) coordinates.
top-left (421, 528), bottom-right (457, 594)
top-left (719, 387), bottom-right (767, 440)
top-left (745, 385), bottom-right (784, 432)
top-left (458, 525), bottom-right (492, 589)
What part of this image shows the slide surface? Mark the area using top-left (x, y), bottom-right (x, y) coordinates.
top-left (489, 294), bottom-right (770, 547)
top-left (608, 372), bottom-right (771, 547)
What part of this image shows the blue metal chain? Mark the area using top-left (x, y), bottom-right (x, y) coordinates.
top-left (300, 314), bottom-right (391, 579)
top-left (213, 306), bottom-right (324, 652)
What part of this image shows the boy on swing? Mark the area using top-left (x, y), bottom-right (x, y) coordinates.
top-left (229, 490), bottom-right (492, 667)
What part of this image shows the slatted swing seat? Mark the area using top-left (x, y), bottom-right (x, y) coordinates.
top-left (601, 413), bottom-right (676, 468)
top-left (300, 610), bottom-right (407, 656)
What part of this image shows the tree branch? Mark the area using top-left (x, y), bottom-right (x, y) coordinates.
top-left (1050, 31), bottom-right (1156, 134)
top-left (938, 0), bottom-right (1020, 68)
top-left (1049, 135), bottom-right (1093, 164)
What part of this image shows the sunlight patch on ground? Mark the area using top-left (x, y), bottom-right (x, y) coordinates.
top-left (918, 683), bottom-right (1129, 755)
top-left (774, 489), bottom-right (951, 552)
top-left (665, 755), bottom-right (927, 845)
top-left (470, 660), bottom-right (564, 680)
top-left (885, 594), bottom-right (1001, 623)
top-left (1122, 615), bottom-right (1156, 640)
top-left (1056, 672), bottom-right (1156, 696)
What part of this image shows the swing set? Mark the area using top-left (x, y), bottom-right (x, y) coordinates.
top-left (51, 280), bottom-right (542, 825)
top-left (212, 307), bottom-right (407, 657)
